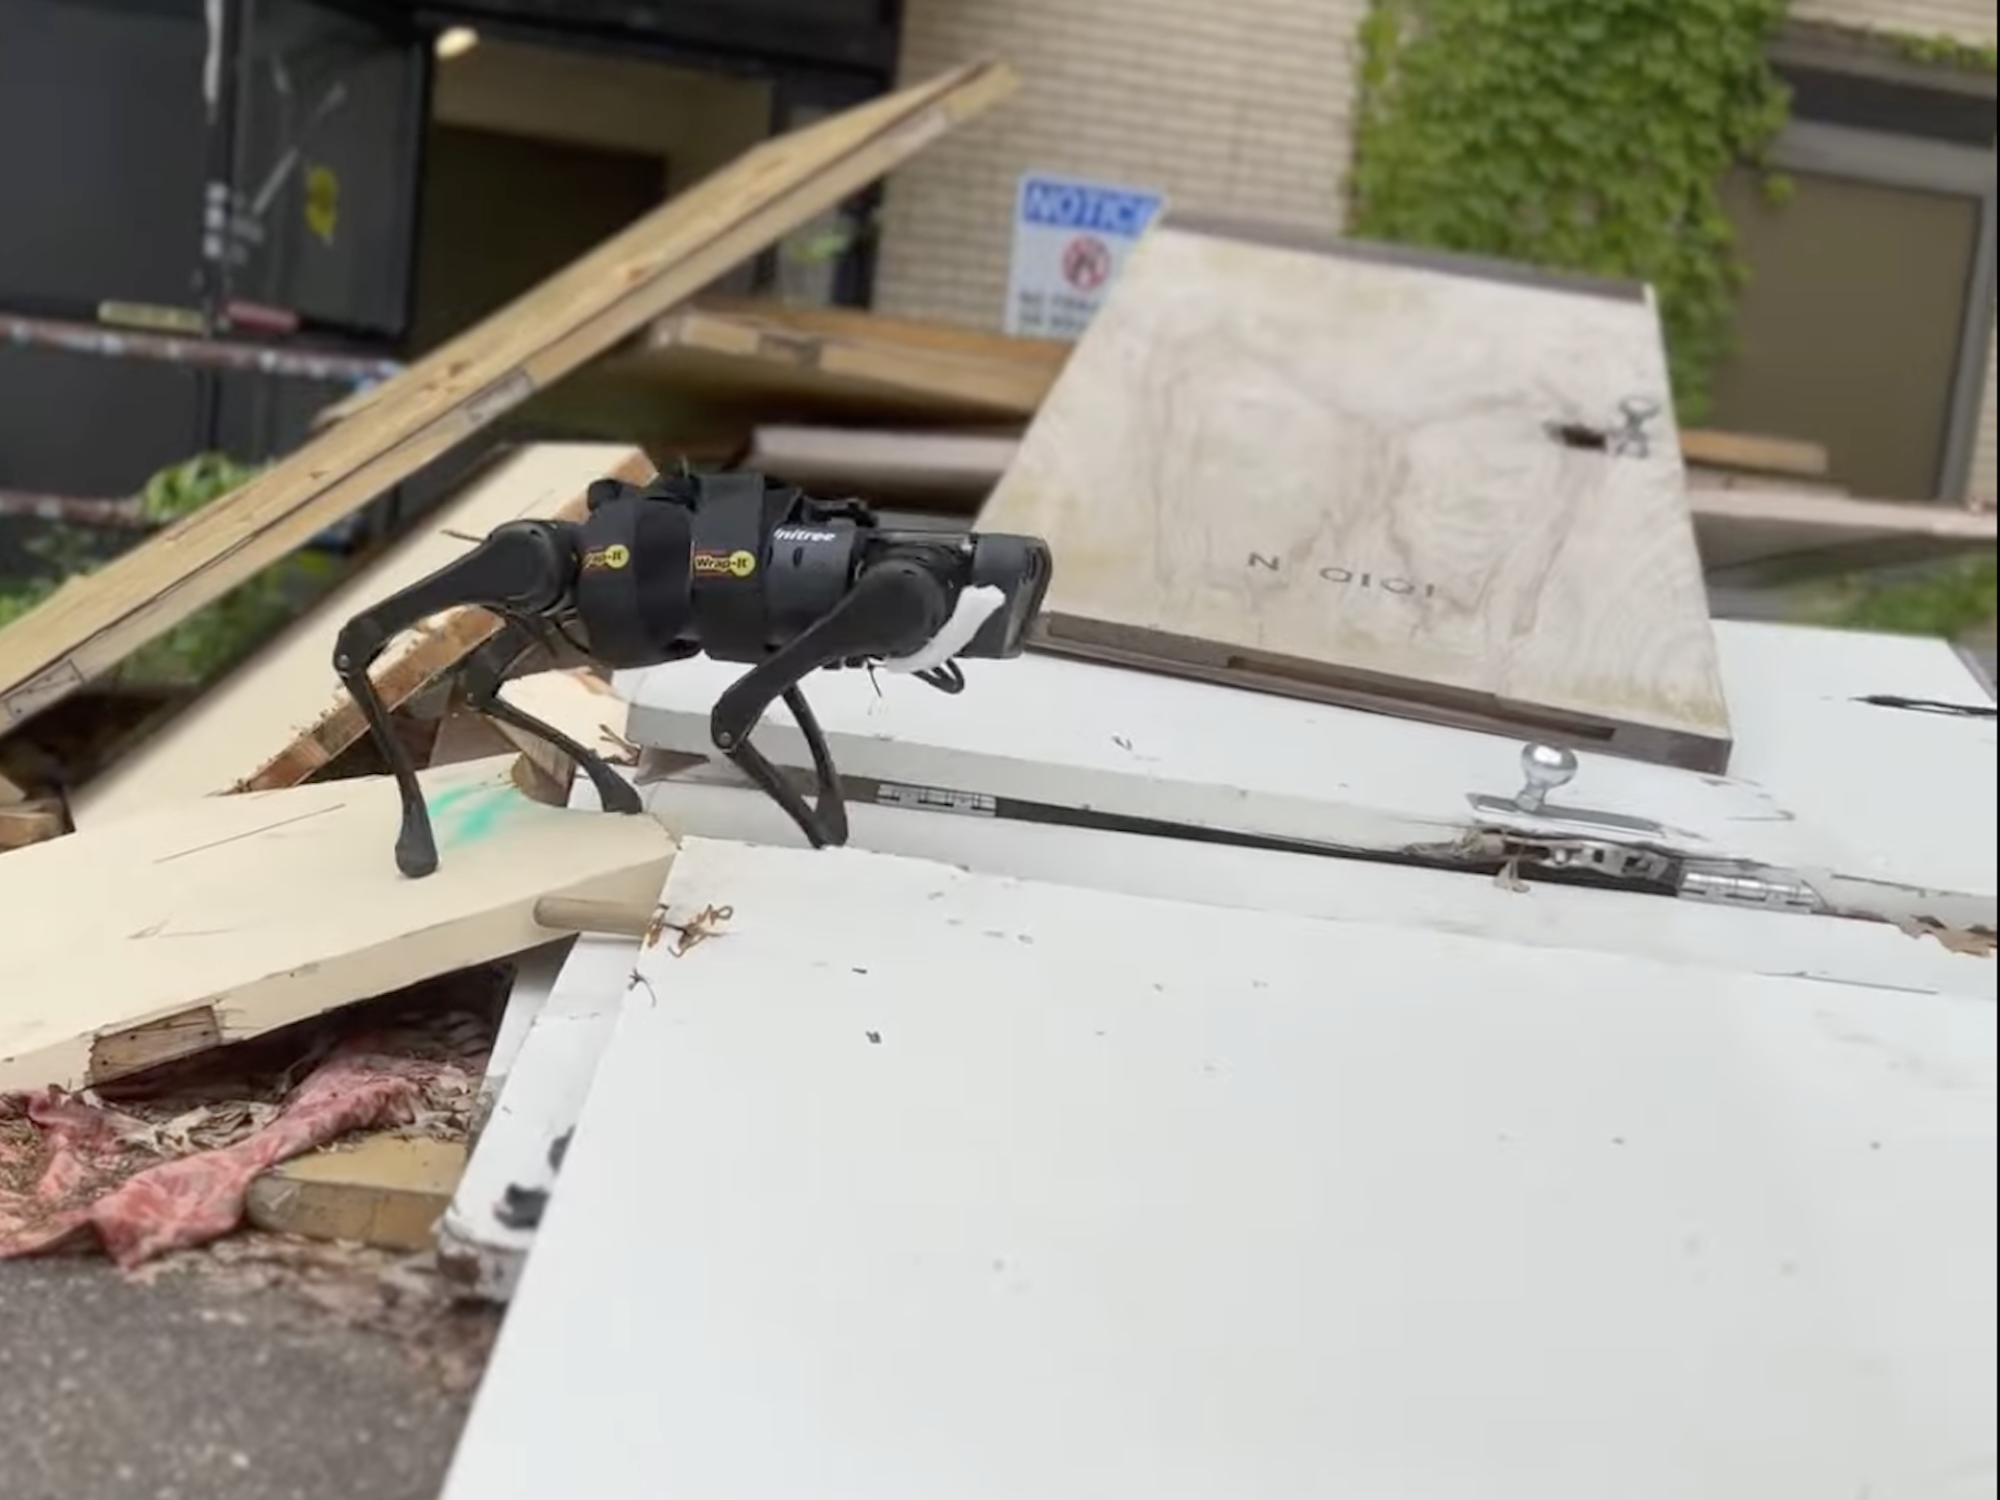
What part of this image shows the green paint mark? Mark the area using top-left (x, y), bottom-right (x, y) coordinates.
top-left (426, 779), bottom-right (529, 849)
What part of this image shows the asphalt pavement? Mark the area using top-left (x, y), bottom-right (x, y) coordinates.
top-left (0, 1258), bottom-right (479, 1500)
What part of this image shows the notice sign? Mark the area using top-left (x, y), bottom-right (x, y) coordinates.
top-left (1004, 172), bottom-right (1165, 340)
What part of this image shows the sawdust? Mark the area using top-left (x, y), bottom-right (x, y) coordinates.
top-left (2, 968), bottom-right (509, 1267)
top-left (134, 1233), bottom-right (502, 1396)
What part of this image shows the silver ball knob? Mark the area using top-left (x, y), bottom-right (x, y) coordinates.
top-left (1515, 742), bottom-right (1577, 812)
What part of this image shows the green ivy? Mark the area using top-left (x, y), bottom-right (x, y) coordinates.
top-left (1890, 31), bottom-right (1998, 73)
top-left (1832, 556), bottom-right (1998, 639)
top-left (0, 452), bottom-right (336, 688)
top-left (1348, 0), bottom-right (1794, 424)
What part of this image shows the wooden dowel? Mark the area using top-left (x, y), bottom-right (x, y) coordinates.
top-left (532, 896), bottom-right (654, 938)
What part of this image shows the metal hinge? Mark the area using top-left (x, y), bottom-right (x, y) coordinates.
top-left (1677, 864), bottom-right (1825, 914)
top-left (873, 781), bottom-right (997, 818)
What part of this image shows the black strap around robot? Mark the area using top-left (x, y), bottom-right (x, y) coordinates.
top-left (570, 472), bottom-right (806, 668)
top-left (569, 485), bottom-right (693, 669)
top-left (683, 470), bottom-right (777, 658)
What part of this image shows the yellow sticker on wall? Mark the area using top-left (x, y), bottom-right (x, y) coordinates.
top-left (304, 163), bottom-right (339, 246)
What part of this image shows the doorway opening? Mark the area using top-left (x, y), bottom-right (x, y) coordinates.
top-left (411, 31), bottom-right (880, 356)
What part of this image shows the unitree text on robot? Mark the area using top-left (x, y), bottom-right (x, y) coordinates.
top-left (331, 468), bottom-right (1054, 878)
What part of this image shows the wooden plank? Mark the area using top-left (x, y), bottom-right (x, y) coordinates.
top-left (440, 837), bottom-right (1995, 1500)
top-left (349, 301), bottom-right (1060, 436)
top-left (1, 755), bottom-right (676, 1092)
top-left (89, 1006), bottom-right (223, 1078)
top-left (746, 426), bottom-right (1017, 512)
top-left (489, 669), bottom-right (635, 790)
top-left (1680, 428), bottom-right (1829, 479)
top-left (247, 1138), bottom-right (468, 1253)
top-left (0, 62), bottom-right (1016, 736)
top-left (614, 619), bottom-right (1998, 930)
top-left (70, 444), bottom-right (649, 827)
top-left (977, 222), bottom-right (1733, 772)
top-left (597, 301), bottom-right (1064, 424)
top-left (0, 768), bottom-right (28, 806)
top-left (234, 517), bottom-right (652, 797)
top-left (1687, 468), bottom-right (1849, 497)
top-left (0, 797), bottom-right (65, 852)
top-left (1688, 486), bottom-right (1997, 580)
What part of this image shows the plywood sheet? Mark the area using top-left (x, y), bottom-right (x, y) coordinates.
top-left (441, 837), bottom-right (1994, 1500)
top-left (715, 424), bottom-right (1977, 582)
top-left (978, 224), bottom-right (1733, 770)
top-left (1, 755), bottom-right (675, 1091)
top-left (0, 62), bottom-right (1015, 736)
top-left (71, 444), bottom-right (649, 827)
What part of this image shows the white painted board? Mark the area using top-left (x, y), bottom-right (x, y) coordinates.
top-left (449, 771), bottom-right (1992, 1302)
top-left (447, 773), bottom-right (644, 1299)
top-left (1004, 172), bottom-right (1165, 339)
top-left (616, 619), bottom-right (1997, 925)
top-left (639, 768), bottom-right (1994, 1001)
top-left (443, 838), bottom-right (1996, 1500)
top-left (1713, 620), bottom-right (1996, 907)
top-left (440, 931), bottom-right (638, 1301)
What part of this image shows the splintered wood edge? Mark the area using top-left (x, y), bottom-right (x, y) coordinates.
top-left (235, 607), bottom-right (511, 792)
top-left (0, 797), bottom-right (67, 852)
top-left (88, 1005), bottom-right (223, 1086)
top-left (510, 751), bottom-right (574, 807)
top-left (235, 452), bottom-right (655, 794)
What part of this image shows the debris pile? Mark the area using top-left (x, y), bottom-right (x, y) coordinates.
top-left (0, 58), bottom-right (1991, 1494)
top-left (0, 65), bottom-right (1016, 1298)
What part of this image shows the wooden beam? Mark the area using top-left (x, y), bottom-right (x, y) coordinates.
top-left (1688, 487), bottom-right (1998, 580)
top-left (746, 425), bottom-right (1019, 513)
top-left (0, 796), bottom-right (65, 851)
top-left (596, 300), bottom-right (1066, 424)
top-left (0, 62), bottom-right (1017, 735)
top-left (70, 444), bottom-right (650, 826)
top-left (1680, 428), bottom-right (1830, 480)
top-left (247, 1138), bottom-right (469, 1252)
top-left (3, 755), bottom-right (676, 1092)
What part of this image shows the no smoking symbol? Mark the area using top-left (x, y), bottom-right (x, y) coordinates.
top-left (1062, 235), bottom-right (1112, 292)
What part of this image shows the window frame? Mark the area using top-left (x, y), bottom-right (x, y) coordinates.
top-left (1756, 51), bottom-right (1997, 502)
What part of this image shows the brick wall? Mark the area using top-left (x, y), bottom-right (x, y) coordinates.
top-left (874, 0), bottom-right (1370, 330)
top-left (877, 0), bottom-right (1996, 501)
